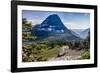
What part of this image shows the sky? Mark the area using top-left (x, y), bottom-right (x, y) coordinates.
top-left (22, 10), bottom-right (90, 29)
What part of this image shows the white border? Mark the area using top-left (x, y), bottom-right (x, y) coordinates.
top-left (17, 5), bottom-right (94, 68)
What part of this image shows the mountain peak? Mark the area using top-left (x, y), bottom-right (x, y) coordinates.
top-left (47, 14), bottom-right (59, 19)
top-left (32, 14), bottom-right (81, 40)
top-left (41, 14), bottom-right (65, 27)
top-left (49, 14), bottom-right (58, 16)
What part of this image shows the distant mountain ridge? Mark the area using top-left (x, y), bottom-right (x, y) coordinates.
top-left (71, 28), bottom-right (90, 39)
top-left (32, 14), bottom-right (81, 40)
top-left (80, 28), bottom-right (90, 39)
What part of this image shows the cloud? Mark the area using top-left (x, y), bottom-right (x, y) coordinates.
top-left (64, 22), bottom-right (89, 29)
top-left (27, 19), bottom-right (42, 26)
top-left (83, 13), bottom-right (89, 16)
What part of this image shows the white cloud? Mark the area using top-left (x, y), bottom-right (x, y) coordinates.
top-left (64, 22), bottom-right (89, 29)
top-left (83, 13), bottom-right (89, 16)
top-left (28, 19), bottom-right (43, 26)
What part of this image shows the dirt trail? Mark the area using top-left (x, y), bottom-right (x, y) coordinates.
top-left (49, 46), bottom-right (85, 61)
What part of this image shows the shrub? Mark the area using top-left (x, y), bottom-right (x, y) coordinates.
top-left (81, 51), bottom-right (90, 59)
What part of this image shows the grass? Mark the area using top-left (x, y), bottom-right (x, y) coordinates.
top-left (23, 44), bottom-right (60, 62)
